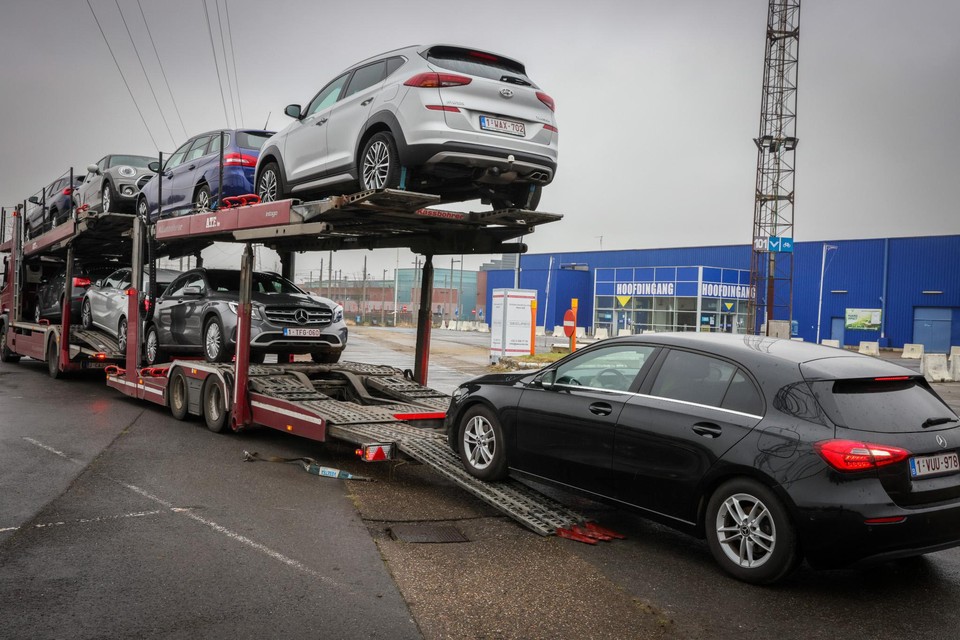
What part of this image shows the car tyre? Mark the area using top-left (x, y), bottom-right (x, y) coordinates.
top-left (194, 183), bottom-right (212, 212)
top-left (117, 317), bottom-right (128, 354)
top-left (257, 162), bottom-right (283, 203)
top-left (311, 350), bottom-right (342, 364)
top-left (102, 182), bottom-right (115, 213)
top-left (457, 405), bottom-right (508, 481)
top-left (137, 197), bottom-right (149, 222)
top-left (81, 298), bottom-right (93, 329)
top-left (47, 338), bottom-right (63, 379)
top-left (705, 478), bottom-right (800, 585)
top-left (168, 368), bottom-right (190, 420)
top-left (0, 323), bottom-right (20, 363)
top-left (34, 303), bottom-right (42, 323)
top-left (203, 317), bottom-right (229, 363)
top-left (202, 376), bottom-right (231, 433)
top-left (144, 324), bottom-right (165, 366)
top-left (359, 132), bottom-right (400, 191)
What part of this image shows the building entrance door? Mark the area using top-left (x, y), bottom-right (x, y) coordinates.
top-left (913, 307), bottom-right (952, 354)
top-left (830, 317), bottom-right (845, 346)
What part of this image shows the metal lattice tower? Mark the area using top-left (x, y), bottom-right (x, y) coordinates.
top-left (747, 0), bottom-right (801, 335)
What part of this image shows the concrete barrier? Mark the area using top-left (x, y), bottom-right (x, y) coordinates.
top-left (575, 327), bottom-right (585, 339)
top-left (950, 346), bottom-right (960, 358)
top-left (901, 343), bottom-right (924, 359)
top-left (951, 354), bottom-right (960, 381)
top-left (821, 339), bottom-right (841, 348)
top-left (790, 337), bottom-right (804, 342)
top-left (617, 328), bottom-right (633, 337)
top-left (477, 323), bottom-right (489, 333)
top-left (593, 327), bottom-right (609, 340)
top-left (536, 326), bottom-right (545, 336)
top-left (552, 326), bottom-right (565, 338)
top-left (922, 354), bottom-right (952, 382)
top-left (858, 341), bottom-right (880, 356)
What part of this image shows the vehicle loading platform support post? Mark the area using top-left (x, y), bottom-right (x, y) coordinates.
top-left (414, 254), bottom-right (434, 386)
top-left (127, 217), bottom-right (144, 373)
top-left (280, 250), bottom-right (295, 282)
top-left (232, 242), bottom-right (254, 429)
top-left (59, 245), bottom-right (74, 370)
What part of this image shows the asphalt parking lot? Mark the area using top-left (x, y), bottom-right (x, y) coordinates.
top-left (2, 327), bottom-right (959, 639)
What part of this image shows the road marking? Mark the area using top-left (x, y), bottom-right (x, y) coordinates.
top-left (22, 437), bottom-right (71, 460)
top-left (0, 510), bottom-right (163, 533)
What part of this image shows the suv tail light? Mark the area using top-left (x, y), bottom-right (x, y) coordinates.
top-left (815, 439), bottom-right (911, 472)
top-left (223, 152), bottom-right (257, 167)
top-left (404, 72), bottom-right (472, 88)
top-left (73, 277), bottom-right (91, 288)
top-left (536, 92), bottom-right (556, 112)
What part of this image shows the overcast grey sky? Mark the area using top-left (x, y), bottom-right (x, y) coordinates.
top-left (1, 0), bottom-right (958, 280)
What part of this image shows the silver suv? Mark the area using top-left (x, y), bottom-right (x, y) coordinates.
top-left (255, 44), bottom-right (558, 210)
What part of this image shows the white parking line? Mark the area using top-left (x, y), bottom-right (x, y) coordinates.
top-left (22, 437), bottom-right (72, 460)
top-left (0, 510), bottom-right (163, 533)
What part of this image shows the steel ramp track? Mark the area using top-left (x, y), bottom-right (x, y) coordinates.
top-left (327, 422), bottom-right (585, 536)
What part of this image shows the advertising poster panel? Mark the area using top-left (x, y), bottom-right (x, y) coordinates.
top-left (490, 289), bottom-right (536, 363)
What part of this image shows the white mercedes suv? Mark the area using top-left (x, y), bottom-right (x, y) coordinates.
top-left (255, 44), bottom-right (558, 210)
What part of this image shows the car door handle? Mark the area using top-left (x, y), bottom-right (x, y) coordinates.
top-left (187, 165), bottom-right (196, 170)
top-left (361, 98), bottom-right (374, 106)
top-left (589, 402), bottom-right (613, 416)
top-left (315, 118), bottom-right (328, 126)
top-left (692, 422), bottom-right (723, 438)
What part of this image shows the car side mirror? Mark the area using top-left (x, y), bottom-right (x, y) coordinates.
top-left (95, 279), bottom-right (103, 288)
top-left (87, 164), bottom-right (100, 174)
top-left (28, 196), bottom-right (39, 205)
top-left (147, 161), bottom-right (160, 172)
top-left (284, 104), bottom-right (303, 119)
top-left (183, 285), bottom-right (202, 297)
top-left (539, 369), bottom-right (557, 390)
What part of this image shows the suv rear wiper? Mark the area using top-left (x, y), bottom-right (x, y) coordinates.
top-left (500, 75), bottom-right (531, 86)
top-left (921, 416), bottom-right (959, 428)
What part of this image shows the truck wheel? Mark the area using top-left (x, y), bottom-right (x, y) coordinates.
top-left (257, 162), bottom-right (283, 202)
top-left (168, 368), bottom-right (190, 420)
top-left (359, 132), bottom-right (400, 190)
top-left (81, 298), bottom-right (93, 329)
top-left (145, 325), bottom-right (165, 365)
top-left (202, 377), bottom-right (230, 433)
top-left (203, 317), bottom-right (229, 363)
top-left (117, 317), bottom-right (127, 354)
top-left (47, 338), bottom-right (63, 379)
top-left (311, 350), bottom-right (342, 364)
top-left (457, 405), bottom-right (508, 481)
top-left (705, 478), bottom-right (800, 585)
top-left (0, 323), bottom-right (20, 363)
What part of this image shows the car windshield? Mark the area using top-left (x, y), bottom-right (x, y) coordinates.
top-left (205, 270), bottom-right (302, 294)
top-left (108, 155), bottom-right (153, 169)
top-left (809, 378), bottom-right (958, 433)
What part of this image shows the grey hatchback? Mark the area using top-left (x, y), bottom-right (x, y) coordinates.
top-left (143, 268), bottom-right (346, 365)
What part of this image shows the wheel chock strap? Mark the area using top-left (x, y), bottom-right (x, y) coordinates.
top-left (556, 527), bottom-right (598, 545)
top-left (583, 522), bottom-right (626, 540)
top-left (243, 450), bottom-right (374, 482)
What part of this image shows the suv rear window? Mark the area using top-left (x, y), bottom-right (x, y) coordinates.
top-left (237, 132), bottom-right (272, 150)
top-left (424, 46), bottom-right (536, 87)
top-left (810, 378), bottom-right (958, 433)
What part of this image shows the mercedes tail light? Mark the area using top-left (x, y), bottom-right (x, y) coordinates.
top-left (404, 73), bottom-right (472, 88)
top-left (815, 439), bottom-right (911, 472)
top-left (72, 277), bottom-right (91, 288)
top-left (223, 153), bottom-right (257, 167)
top-left (536, 92), bottom-right (556, 112)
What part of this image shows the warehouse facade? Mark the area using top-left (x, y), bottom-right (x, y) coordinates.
top-left (484, 234), bottom-right (960, 353)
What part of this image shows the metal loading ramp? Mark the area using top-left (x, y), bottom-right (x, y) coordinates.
top-left (327, 421), bottom-right (586, 536)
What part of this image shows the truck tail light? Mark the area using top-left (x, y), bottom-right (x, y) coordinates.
top-left (223, 152), bottom-right (257, 167)
top-left (815, 439), bottom-right (911, 472)
top-left (404, 72), bottom-right (472, 88)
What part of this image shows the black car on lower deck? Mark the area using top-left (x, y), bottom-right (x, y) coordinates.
top-left (445, 333), bottom-right (960, 584)
top-left (33, 261), bottom-right (119, 323)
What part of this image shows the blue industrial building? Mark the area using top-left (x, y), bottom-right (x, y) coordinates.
top-left (484, 234), bottom-right (960, 353)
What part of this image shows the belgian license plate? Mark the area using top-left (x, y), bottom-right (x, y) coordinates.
top-left (283, 327), bottom-right (321, 337)
top-left (83, 361), bottom-right (108, 369)
top-left (909, 452), bottom-right (960, 478)
top-left (480, 115), bottom-right (525, 137)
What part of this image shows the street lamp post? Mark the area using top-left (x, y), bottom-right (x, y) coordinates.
top-left (816, 244), bottom-right (837, 344)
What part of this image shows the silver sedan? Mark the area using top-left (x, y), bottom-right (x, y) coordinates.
top-left (81, 267), bottom-right (180, 352)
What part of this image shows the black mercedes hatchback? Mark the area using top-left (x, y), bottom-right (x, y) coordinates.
top-left (445, 333), bottom-right (960, 584)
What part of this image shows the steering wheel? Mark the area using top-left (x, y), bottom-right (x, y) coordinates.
top-left (596, 368), bottom-right (628, 390)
